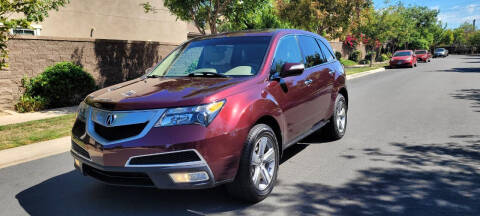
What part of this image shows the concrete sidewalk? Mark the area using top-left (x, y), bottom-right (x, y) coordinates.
top-left (0, 106), bottom-right (77, 126)
top-left (0, 136), bottom-right (71, 169)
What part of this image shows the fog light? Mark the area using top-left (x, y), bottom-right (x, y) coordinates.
top-left (74, 159), bottom-right (81, 167)
top-left (169, 171), bottom-right (209, 183)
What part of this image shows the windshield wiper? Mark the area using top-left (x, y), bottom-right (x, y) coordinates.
top-left (187, 72), bottom-right (229, 78)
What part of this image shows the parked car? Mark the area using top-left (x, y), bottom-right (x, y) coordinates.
top-left (389, 50), bottom-right (417, 68)
top-left (414, 50), bottom-right (431, 62)
top-left (434, 48), bottom-right (448, 58)
top-left (70, 29), bottom-right (348, 202)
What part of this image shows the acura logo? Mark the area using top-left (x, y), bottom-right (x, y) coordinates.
top-left (105, 113), bottom-right (116, 126)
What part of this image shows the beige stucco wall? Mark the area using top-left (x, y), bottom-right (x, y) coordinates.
top-left (36, 0), bottom-right (191, 44)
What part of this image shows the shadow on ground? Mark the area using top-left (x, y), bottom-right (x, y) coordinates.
top-left (451, 89), bottom-right (480, 112)
top-left (15, 134), bottom-right (480, 215)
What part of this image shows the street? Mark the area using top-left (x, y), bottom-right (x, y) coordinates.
top-left (1, 55), bottom-right (479, 216)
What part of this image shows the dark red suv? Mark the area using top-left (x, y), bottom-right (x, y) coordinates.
top-left (71, 29), bottom-right (348, 202)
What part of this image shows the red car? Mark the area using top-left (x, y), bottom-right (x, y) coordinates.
top-left (389, 50), bottom-right (417, 68)
top-left (415, 50), bottom-right (431, 62)
top-left (70, 29), bottom-right (348, 202)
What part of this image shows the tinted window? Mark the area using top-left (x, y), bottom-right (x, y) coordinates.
top-left (271, 36), bottom-right (303, 73)
top-left (298, 36), bottom-right (325, 67)
top-left (415, 50), bottom-right (427, 54)
top-left (317, 39), bottom-right (335, 62)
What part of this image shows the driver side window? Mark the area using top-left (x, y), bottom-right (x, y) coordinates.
top-left (271, 36), bottom-right (303, 74)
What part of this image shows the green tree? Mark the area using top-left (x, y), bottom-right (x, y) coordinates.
top-left (276, 0), bottom-right (372, 40)
top-left (218, 0), bottom-right (290, 32)
top-left (0, 0), bottom-right (69, 70)
top-left (143, 0), bottom-right (269, 35)
top-left (441, 29), bottom-right (454, 46)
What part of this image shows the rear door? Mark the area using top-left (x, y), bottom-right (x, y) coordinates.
top-left (316, 39), bottom-right (337, 119)
top-left (297, 35), bottom-right (332, 124)
top-left (270, 35), bottom-right (312, 140)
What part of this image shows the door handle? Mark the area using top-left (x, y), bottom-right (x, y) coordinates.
top-left (304, 79), bottom-right (313, 86)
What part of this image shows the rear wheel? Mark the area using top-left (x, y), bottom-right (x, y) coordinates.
top-left (324, 93), bottom-right (347, 140)
top-left (226, 124), bottom-right (279, 203)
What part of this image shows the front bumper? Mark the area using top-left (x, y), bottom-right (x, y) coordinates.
top-left (390, 60), bottom-right (413, 67)
top-left (71, 142), bottom-right (218, 189)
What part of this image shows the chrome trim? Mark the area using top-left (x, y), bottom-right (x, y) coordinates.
top-left (124, 149), bottom-right (207, 168)
top-left (83, 105), bottom-right (166, 146)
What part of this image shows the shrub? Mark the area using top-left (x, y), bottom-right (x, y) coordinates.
top-left (359, 59), bottom-right (370, 65)
top-left (19, 62), bottom-right (96, 110)
top-left (348, 50), bottom-right (361, 62)
top-left (386, 52), bottom-right (393, 58)
top-left (378, 54), bottom-right (389, 62)
top-left (365, 51), bottom-right (376, 61)
top-left (340, 59), bottom-right (357, 67)
top-left (15, 95), bottom-right (47, 112)
top-left (334, 51), bottom-right (342, 60)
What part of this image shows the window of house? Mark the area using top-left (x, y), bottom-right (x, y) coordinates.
top-left (12, 29), bottom-right (35, 36)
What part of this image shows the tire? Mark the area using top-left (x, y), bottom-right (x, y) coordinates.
top-left (323, 93), bottom-right (347, 140)
top-left (226, 124), bottom-right (279, 203)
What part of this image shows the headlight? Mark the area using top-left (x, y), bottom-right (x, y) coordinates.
top-left (155, 100), bottom-right (225, 127)
top-left (77, 102), bottom-right (88, 122)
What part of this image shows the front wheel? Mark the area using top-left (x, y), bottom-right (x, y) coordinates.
top-left (324, 93), bottom-right (347, 140)
top-left (226, 124), bottom-right (279, 203)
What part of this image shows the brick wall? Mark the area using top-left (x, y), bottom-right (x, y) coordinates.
top-left (0, 36), bottom-right (177, 110)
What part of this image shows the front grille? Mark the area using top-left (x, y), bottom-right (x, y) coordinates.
top-left (83, 164), bottom-right (154, 186)
top-left (72, 119), bottom-right (86, 135)
top-left (72, 141), bottom-right (90, 159)
top-left (128, 150), bottom-right (202, 165)
top-left (94, 122), bottom-right (148, 141)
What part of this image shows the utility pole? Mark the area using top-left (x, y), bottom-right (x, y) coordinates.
top-left (474, 19), bottom-right (476, 31)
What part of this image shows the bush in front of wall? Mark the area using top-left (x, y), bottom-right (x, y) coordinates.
top-left (16, 62), bottom-right (96, 112)
top-left (14, 95), bottom-right (47, 112)
top-left (335, 51), bottom-right (342, 60)
top-left (348, 50), bottom-right (361, 62)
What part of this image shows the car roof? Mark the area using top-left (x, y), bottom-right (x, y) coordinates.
top-left (188, 29), bottom-right (322, 42)
top-left (396, 50), bottom-right (413, 52)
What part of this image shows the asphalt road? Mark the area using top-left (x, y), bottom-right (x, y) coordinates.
top-left (1, 55), bottom-right (480, 216)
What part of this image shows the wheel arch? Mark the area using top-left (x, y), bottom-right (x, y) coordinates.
top-left (254, 115), bottom-right (283, 157)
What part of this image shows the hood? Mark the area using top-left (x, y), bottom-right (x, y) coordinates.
top-left (85, 76), bottom-right (249, 110)
top-left (392, 56), bottom-right (412, 60)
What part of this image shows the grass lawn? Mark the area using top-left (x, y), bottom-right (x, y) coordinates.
top-left (0, 114), bottom-right (76, 150)
top-left (346, 63), bottom-right (388, 75)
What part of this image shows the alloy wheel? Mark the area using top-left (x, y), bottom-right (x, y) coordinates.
top-left (336, 99), bottom-right (347, 133)
top-left (250, 136), bottom-right (276, 191)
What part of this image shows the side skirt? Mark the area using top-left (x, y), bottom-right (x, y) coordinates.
top-left (283, 120), bottom-right (329, 149)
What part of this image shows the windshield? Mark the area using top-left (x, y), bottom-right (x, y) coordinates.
top-left (394, 51), bottom-right (411, 57)
top-left (435, 48), bottom-right (445, 52)
top-left (148, 36), bottom-right (271, 77)
top-left (415, 50), bottom-right (427, 54)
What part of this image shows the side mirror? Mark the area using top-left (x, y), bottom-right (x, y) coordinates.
top-left (280, 63), bottom-right (305, 78)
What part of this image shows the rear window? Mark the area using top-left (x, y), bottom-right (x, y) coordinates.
top-left (415, 50), bottom-right (427, 54)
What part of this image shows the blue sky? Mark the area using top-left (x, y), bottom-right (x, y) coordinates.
top-left (372, 0), bottom-right (480, 28)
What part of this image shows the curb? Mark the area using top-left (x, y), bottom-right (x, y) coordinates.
top-left (347, 67), bottom-right (386, 80)
top-left (0, 136), bottom-right (71, 169)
